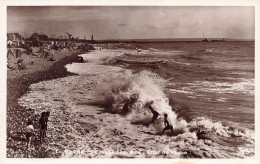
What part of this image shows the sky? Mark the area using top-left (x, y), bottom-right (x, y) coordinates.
top-left (7, 6), bottom-right (255, 40)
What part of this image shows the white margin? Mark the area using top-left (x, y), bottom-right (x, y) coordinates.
top-left (0, 1), bottom-right (259, 164)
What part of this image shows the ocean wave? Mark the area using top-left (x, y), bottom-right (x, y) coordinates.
top-left (85, 46), bottom-right (254, 158)
top-left (169, 89), bottom-right (194, 94)
top-left (91, 69), bottom-right (254, 146)
top-left (186, 79), bottom-right (254, 95)
top-left (169, 59), bottom-right (191, 66)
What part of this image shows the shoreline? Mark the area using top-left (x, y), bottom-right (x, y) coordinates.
top-left (7, 50), bottom-right (83, 158)
top-left (10, 47), bottom-right (255, 158)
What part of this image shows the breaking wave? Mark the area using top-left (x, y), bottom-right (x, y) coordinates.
top-left (93, 69), bottom-right (254, 147)
top-left (94, 70), bottom-right (181, 130)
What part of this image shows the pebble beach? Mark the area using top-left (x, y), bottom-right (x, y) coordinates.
top-left (7, 49), bottom-right (83, 157)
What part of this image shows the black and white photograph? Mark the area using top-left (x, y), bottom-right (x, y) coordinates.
top-left (1, 2), bottom-right (259, 162)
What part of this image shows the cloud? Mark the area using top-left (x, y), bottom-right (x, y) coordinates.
top-left (7, 6), bottom-right (255, 39)
top-left (118, 23), bottom-right (127, 27)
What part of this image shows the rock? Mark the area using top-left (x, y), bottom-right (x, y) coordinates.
top-left (204, 139), bottom-right (212, 146)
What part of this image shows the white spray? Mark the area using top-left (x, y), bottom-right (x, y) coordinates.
top-left (94, 70), bottom-right (188, 132)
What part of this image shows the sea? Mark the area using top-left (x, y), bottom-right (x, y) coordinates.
top-left (110, 42), bottom-right (255, 128)
top-left (93, 41), bottom-right (255, 157)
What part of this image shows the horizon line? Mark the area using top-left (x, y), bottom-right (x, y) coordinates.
top-left (6, 32), bottom-right (255, 41)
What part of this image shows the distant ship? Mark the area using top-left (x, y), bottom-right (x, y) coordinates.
top-left (202, 38), bottom-right (209, 42)
top-left (202, 33), bottom-right (208, 42)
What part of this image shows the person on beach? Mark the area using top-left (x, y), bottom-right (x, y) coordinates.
top-left (45, 111), bottom-right (50, 122)
top-left (162, 114), bottom-right (174, 134)
top-left (25, 119), bottom-right (34, 150)
top-left (148, 101), bottom-right (159, 123)
top-left (44, 111), bottom-right (50, 137)
top-left (39, 112), bottom-right (47, 143)
top-left (122, 101), bottom-right (129, 114)
top-left (17, 59), bottom-right (26, 70)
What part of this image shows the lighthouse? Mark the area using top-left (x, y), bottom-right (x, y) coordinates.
top-left (91, 34), bottom-right (95, 43)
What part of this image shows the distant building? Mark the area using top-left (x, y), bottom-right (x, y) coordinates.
top-left (7, 33), bottom-right (24, 41)
top-left (30, 33), bottom-right (48, 41)
top-left (30, 33), bottom-right (40, 40)
top-left (7, 33), bottom-right (24, 47)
